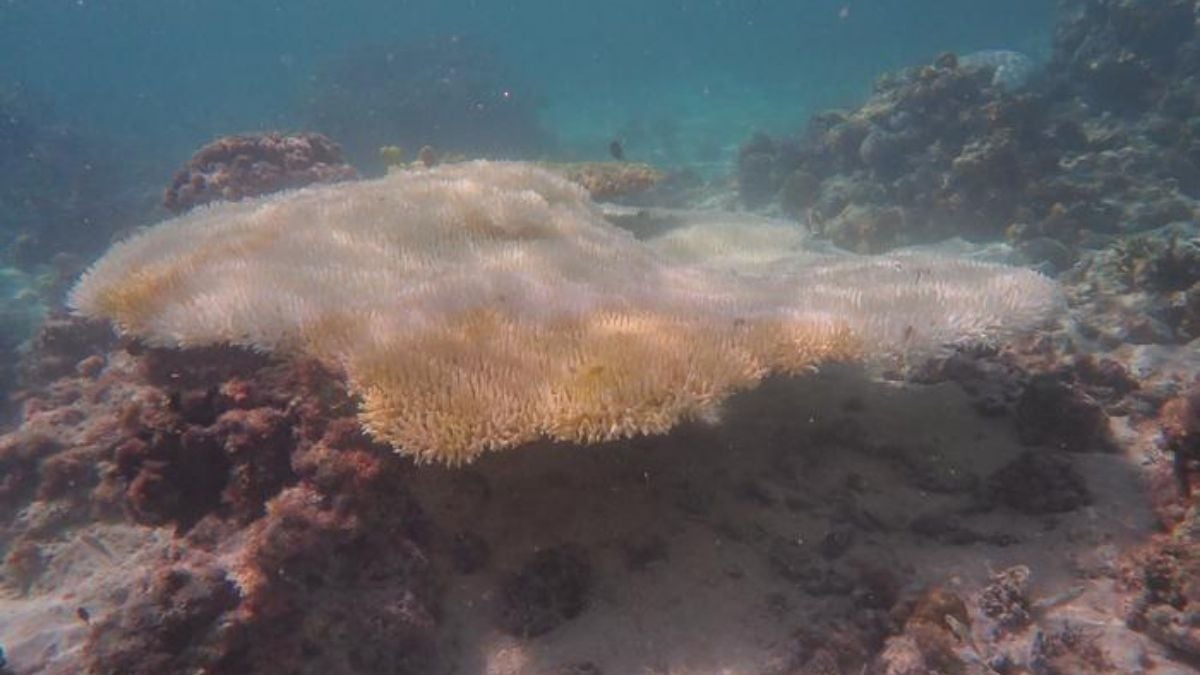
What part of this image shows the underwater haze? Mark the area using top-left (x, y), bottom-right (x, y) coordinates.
top-left (1, 0), bottom-right (1052, 165)
top-left (9, 1), bottom-right (1200, 674)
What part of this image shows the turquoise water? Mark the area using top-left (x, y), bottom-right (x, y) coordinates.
top-left (0, 0), bottom-right (1056, 407)
top-left (9, 4), bottom-right (1200, 673)
top-left (0, 0), bottom-right (1053, 168)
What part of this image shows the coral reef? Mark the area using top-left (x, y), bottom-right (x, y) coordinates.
top-left (10, 2), bottom-right (1200, 673)
top-left (959, 49), bottom-right (1038, 92)
top-left (728, 26), bottom-right (1200, 567)
top-left (0, 315), bottom-right (1173, 675)
top-left (162, 132), bottom-right (359, 214)
top-left (873, 586), bottom-right (976, 674)
top-left (727, 25), bottom-right (1200, 670)
top-left (738, 0), bottom-right (1200, 269)
top-left (305, 36), bottom-right (553, 171)
top-left (0, 320), bottom-right (438, 674)
top-left (70, 161), bottom-right (1059, 463)
top-left (1066, 223), bottom-right (1200, 347)
top-left (385, 158), bottom-right (670, 203)
top-left (1126, 500), bottom-right (1200, 664)
top-left (1164, 382), bottom-right (1200, 494)
top-left (1051, 0), bottom-right (1199, 115)
top-left (736, 56), bottom-right (1061, 252)
top-left (979, 565), bottom-right (1033, 631)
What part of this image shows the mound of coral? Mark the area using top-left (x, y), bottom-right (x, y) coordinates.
top-left (162, 132), bottom-right (359, 214)
top-left (738, 0), bottom-right (1200, 264)
top-left (70, 161), bottom-right (1059, 464)
top-left (0, 318), bottom-right (437, 674)
top-left (737, 51), bottom-right (1060, 252)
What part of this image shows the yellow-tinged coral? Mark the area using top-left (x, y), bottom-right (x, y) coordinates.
top-left (71, 161), bottom-right (1061, 464)
top-left (378, 145), bottom-right (405, 167)
top-left (542, 161), bottom-right (666, 200)
top-left (350, 309), bottom-right (859, 463)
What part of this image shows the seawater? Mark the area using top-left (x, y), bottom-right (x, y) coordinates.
top-left (0, 0), bottom-right (1054, 170)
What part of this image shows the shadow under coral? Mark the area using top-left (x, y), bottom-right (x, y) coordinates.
top-left (404, 366), bottom-right (1151, 674)
top-left (0, 330), bottom-right (1162, 674)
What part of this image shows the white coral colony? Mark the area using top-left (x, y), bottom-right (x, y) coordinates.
top-left (71, 162), bottom-right (1062, 464)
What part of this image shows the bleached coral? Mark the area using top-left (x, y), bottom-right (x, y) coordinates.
top-left (71, 161), bottom-right (1060, 464)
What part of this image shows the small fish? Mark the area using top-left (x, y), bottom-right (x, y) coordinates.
top-left (838, 5), bottom-right (851, 20)
top-left (378, 145), bottom-right (405, 167)
top-left (418, 145), bottom-right (437, 167)
top-left (609, 139), bottom-right (625, 161)
top-left (78, 532), bottom-right (115, 560)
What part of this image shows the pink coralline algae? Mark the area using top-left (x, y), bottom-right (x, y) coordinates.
top-left (163, 132), bottom-right (359, 213)
top-left (0, 317), bottom-right (437, 674)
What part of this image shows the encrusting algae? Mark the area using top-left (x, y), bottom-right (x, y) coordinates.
top-left (70, 161), bottom-right (1060, 464)
top-left (542, 161), bottom-right (666, 200)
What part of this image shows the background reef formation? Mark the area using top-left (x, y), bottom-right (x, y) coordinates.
top-left (738, 0), bottom-right (1200, 262)
top-left (737, 51), bottom-right (1057, 251)
top-left (4, 3), bottom-right (1200, 672)
top-left (70, 161), bottom-right (1060, 464)
top-left (735, 0), bottom-right (1200, 352)
top-left (162, 132), bottom-right (359, 214)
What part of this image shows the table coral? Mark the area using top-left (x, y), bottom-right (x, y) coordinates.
top-left (72, 161), bottom-right (1060, 464)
